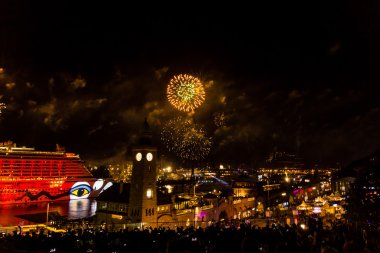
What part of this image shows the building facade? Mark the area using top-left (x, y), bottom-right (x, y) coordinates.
top-left (96, 119), bottom-right (255, 229)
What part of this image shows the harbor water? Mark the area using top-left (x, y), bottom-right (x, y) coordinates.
top-left (0, 199), bottom-right (97, 227)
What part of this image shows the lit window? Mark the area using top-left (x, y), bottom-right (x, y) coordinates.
top-left (146, 188), bottom-right (153, 199)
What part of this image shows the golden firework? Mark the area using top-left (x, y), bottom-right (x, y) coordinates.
top-left (213, 112), bottom-right (226, 127)
top-left (167, 74), bottom-right (205, 112)
top-left (0, 103), bottom-right (5, 115)
top-left (161, 117), bottom-right (212, 161)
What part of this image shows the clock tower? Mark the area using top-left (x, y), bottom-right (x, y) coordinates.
top-left (129, 118), bottom-right (157, 226)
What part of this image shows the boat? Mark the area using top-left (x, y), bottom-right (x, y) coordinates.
top-left (0, 141), bottom-right (112, 204)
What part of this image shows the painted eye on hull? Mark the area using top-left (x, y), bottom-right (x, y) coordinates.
top-left (70, 182), bottom-right (92, 199)
top-left (71, 187), bottom-right (90, 197)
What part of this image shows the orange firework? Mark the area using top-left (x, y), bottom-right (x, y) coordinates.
top-left (167, 74), bottom-right (205, 112)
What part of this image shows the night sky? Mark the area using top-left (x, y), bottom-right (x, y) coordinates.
top-left (0, 1), bottom-right (379, 167)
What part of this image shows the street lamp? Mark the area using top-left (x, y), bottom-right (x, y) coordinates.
top-left (193, 184), bottom-right (198, 197)
top-left (46, 202), bottom-right (53, 225)
top-left (267, 177), bottom-right (270, 210)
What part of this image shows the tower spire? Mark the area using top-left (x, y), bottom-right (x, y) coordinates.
top-left (143, 117), bottom-right (149, 131)
top-left (139, 117), bottom-right (153, 145)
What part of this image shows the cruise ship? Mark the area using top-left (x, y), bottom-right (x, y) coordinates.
top-left (0, 141), bottom-right (112, 204)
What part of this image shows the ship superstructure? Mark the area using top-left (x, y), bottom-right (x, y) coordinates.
top-left (0, 142), bottom-right (111, 204)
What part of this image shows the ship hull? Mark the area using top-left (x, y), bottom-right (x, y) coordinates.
top-left (0, 178), bottom-right (112, 205)
top-left (0, 142), bottom-right (112, 205)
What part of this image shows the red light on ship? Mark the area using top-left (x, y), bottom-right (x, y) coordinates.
top-left (0, 142), bottom-right (110, 204)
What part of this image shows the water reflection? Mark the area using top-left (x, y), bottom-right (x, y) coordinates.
top-left (68, 199), bottom-right (97, 220)
top-left (0, 200), bottom-right (97, 226)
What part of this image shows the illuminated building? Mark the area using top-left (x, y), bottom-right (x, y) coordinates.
top-left (96, 119), bottom-right (255, 229)
top-left (334, 151), bottom-right (380, 196)
top-left (332, 152), bottom-right (380, 224)
top-left (232, 178), bottom-right (256, 198)
top-left (97, 119), bottom-right (160, 226)
top-left (128, 119), bottom-right (158, 225)
top-left (107, 161), bottom-right (133, 183)
top-left (258, 151), bottom-right (337, 181)
top-left (0, 141), bottom-right (111, 204)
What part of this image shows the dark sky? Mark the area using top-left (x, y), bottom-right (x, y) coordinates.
top-left (0, 1), bottom-right (379, 167)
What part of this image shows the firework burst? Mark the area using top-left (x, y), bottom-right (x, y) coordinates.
top-left (167, 74), bottom-right (205, 112)
top-left (214, 112), bottom-right (226, 127)
top-left (0, 103), bottom-right (5, 116)
top-left (161, 117), bottom-right (212, 161)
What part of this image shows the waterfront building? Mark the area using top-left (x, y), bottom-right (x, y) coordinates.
top-left (96, 119), bottom-right (255, 229)
top-left (258, 151), bottom-right (337, 184)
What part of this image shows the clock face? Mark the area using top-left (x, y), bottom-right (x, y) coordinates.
top-left (146, 152), bottom-right (153, 161)
top-left (135, 152), bottom-right (142, 161)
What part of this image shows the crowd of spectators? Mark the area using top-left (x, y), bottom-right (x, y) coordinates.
top-left (0, 220), bottom-right (379, 253)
